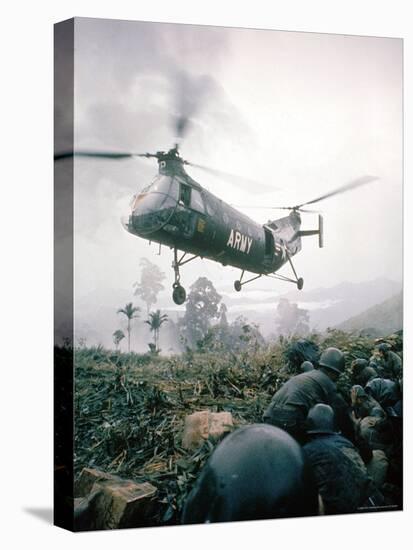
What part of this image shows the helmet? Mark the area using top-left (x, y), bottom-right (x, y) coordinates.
top-left (351, 358), bottom-right (368, 376)
top-left (306, 404), bottom-right (336, 435)
top-left (182, 424), bottom-right (319, 524)
top-left (377, 343), bottom-right (391, 353)
top-left (365, 378), bottom-right (400, 407)
top-left (319, 347), bottom-right (345, 375)
top-left (301, 360), bottom-right (314, 372)
top-left (359, 366), bottom-right (378, 385)
top-left (369, 356), bottom-right (380, 368)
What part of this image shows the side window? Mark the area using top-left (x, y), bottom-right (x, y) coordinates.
top-left (205, 195), bottom-right (216, 216)
top-left (180, 183), bottom-right (191, 206)
top-left (190, 188), bottom-right (205, 214)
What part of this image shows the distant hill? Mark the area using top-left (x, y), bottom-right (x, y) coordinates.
top-left (222, 277), bottom-right (402, 335)
top-left (335, 291), bottom-right (403, 336)
top-left (281, 278), bottom-right (400, 307)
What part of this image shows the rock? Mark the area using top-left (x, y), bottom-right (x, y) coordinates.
top-left (182, 410), bottom-right (233, 450)
top-left (74, 468), bottom-right (157, 530)
top-left (209, 412), bottom-right (233, 439)
top-left (90, 479), bottom-right (157, 530)
top-left (75, 467), bottom-right (115, 497)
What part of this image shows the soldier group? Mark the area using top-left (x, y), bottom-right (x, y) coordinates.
top-left (183, 340), bottom-right (403, 523)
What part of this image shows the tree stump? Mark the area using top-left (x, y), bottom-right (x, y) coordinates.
top-left (74, 468), bottom-right (157, 530)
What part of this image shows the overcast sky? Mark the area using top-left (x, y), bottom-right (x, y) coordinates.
top-left (72, 17), bottom-right (402, 336)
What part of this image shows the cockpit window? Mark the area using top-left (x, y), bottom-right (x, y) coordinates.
top-left (131, 175), bottom-right (179, 235)
top-left (132, 176), bottom-right (179, 211)
top-left (180, 183), bottom-right (191, 206)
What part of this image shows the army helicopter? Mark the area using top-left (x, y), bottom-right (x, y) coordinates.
top-left (55, 144), bottom-right (377, 305)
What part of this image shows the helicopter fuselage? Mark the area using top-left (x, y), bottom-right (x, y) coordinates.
top-left (123, 151), bottom-right (303, 277)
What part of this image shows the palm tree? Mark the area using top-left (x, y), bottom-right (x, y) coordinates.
top-left (145, 310), bottom-right (168, 352)
top-left (117, 303), bottom-right (140, 352)
top-left (112, 329), bottom-right (125, 351)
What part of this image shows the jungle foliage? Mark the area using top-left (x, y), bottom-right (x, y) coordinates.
top-left (73, 329), bottom-right (402, 526)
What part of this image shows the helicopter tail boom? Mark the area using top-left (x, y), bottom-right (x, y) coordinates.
top-left (298, 214), bottom-right (324, 248)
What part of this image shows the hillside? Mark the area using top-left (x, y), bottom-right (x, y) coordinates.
top-left (221, 278), bottom-right (402, 335)
top-left (336, 291), bottom-right (403, 336)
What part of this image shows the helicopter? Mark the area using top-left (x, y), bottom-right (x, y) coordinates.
top-left (55, 144), bottom-right (377, 305)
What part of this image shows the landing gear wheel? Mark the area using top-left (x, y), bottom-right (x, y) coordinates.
top-left (234, 280), bottom-right (242, 292)
top-left (297, 277), bottom-right (304, 290)
top-left (172, 284), bottom-right (186, 305)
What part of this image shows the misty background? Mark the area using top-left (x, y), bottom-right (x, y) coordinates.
top-left (66, 18), bottom-right (402, 351)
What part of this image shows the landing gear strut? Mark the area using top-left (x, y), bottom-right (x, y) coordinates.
top-left (233, 249), bottom-right (304, 291)
top-left (171, 248), bottom-right (199, 305)
top-left (286, 250), bottom-right (304, 290)
top-left (265, 249), bottom-right (304, 290)
top-left (234, 270), bottom-right (262, 292)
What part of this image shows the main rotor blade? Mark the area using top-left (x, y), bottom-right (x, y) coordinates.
top-left (296, 175), bottom-right (378, 209)
top-left (54, 150), bottom-right (155, 161)
top-left (185, 161), bottom-right (278, 193)
top-left (231, 204), bottom-right (321, 214)
top-left (172, 72), bottom-right (217, 143)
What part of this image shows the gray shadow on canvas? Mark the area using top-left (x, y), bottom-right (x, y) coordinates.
top-left (24, 507), bottom-right (53, 524)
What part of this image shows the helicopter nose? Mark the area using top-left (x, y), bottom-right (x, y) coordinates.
top-left (120, 215), bottom-right (132, 232)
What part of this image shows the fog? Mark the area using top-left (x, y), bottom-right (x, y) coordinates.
top-left (69, 18), bottom-right (402, 349)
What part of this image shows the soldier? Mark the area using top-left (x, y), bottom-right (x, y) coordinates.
top-left (369, 356), bottom-right (383, 375)
top-left (351, 386), bottom-right (393, 455)
top-left (376, 343), bottom-right (402, 380)
top-left (303, 404), bottom-right (379, 514)
top-left (351, 358), bottom-right (378, 386)
top-left (350, 385), bottom-right (384, 420)
top-left (365, 377), bottom-right (401, 412)
top-left (283, 339), bottom-right (320, 375)
top-left (182, 424), bottom-right (319, 523)
top-left (263, 347), bottom-right (345, 441)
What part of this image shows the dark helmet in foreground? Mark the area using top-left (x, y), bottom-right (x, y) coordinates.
top-left (306, 404), bottom-right (336, 435)
top-left (182, 424), bottom-right (319, 524)
top-left (319, 347), bottom-right (345, 375)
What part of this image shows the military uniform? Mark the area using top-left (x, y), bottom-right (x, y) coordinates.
top-left (365, 378), bottom-right (401, 410)
top-left (351, 384), bottom-right (393, 487)
top-left (263, 369), bottom-right (336, 440)
top-left (303, 433), bottom-right (373, 514)
top-left (351, 385), bottom-right (384, 420)
top-left (355, 366), bottom-right (378, 386)
top-left (381, 350), bottom-right (402, 380)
